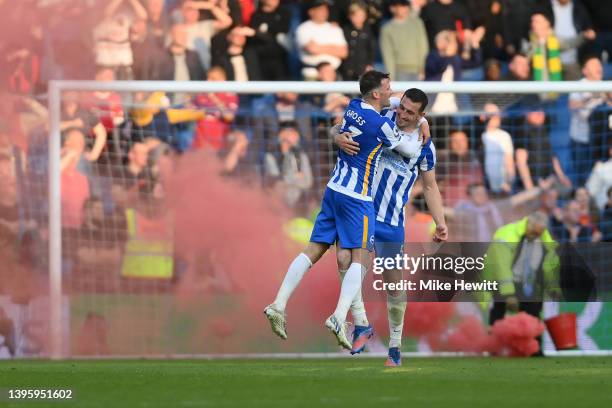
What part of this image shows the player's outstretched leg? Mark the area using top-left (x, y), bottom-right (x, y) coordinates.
top-left (347, 272), bottom-right (374, 355)
top-left (264, 252), bottom-right (313, 339)
top-left (337, 263), bottom-right (374, 354)
top-left (328, 261), bottom-right (366, 349)
top-left (342, 270), bottom-right (374, 355)
top-left (324, 314), bottom-right (352, 350)
top-left (263, 304), bottom-right (287, 340)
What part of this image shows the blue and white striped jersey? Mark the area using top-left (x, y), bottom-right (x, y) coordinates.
top-left (371, 111), bottom-right (437, 228)
top-left (327, 98), bottom-right (403, 201)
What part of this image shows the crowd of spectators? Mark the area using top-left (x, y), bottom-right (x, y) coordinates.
top-left (0, 0), bottom-right (611, 287)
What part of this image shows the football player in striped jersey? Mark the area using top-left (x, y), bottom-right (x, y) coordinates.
top-left (333, 88), bottom-right (448, 365)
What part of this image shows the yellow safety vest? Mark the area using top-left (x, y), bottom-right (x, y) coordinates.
top-left (121, 208), bottom-right (174, 279)
top-left (477, 217), bottom-right (560, 310)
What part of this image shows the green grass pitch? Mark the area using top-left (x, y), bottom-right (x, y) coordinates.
top-left (0, 357), bottom-right (610, 407)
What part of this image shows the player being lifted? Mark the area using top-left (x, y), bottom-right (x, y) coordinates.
top-left (333, 88), bottom-right (448, 366)
top-left (264, 71), bottom-right (422, 349)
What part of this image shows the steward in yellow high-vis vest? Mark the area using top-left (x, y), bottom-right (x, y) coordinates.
top-left (121, 207), bottom-right (174, 279)
top-left (481, 211), bottom-right (561, 328)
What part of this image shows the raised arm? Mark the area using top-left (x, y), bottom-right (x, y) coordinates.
top-left (84, 123), bottom-right (108, 162)
top-left (104, 0), bottom-right (124, 18)
top-left (193, 0), bottom-right (232, 30)
top-left (128, 0), bottom-right (148, 20)
top-left (210, 2), bottom-right (233, 30)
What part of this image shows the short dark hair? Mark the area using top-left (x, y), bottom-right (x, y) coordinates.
top-left (359, 70), bottom-right (389, 97)
top-left (388, 0), bottom-right (410, 7)
top-left (402, 88), bottom-right (428, 112)
top-left (467, 182), bottom-right (486, 196)
top-left (83, 196), bottom-right (103, 212)
top-left (448, 128), bottom-right (467, 136)
top-left (580, 54), bottom-right (601, 68)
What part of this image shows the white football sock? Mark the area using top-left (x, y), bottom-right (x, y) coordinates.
top-left (333, 262), bottom-right (366, 322)
top-left (388, 295), bottom-right (407, 348)
top-left (273, 253), bottom-right (312, 311)
top-left (339, 268), bottom-right (369, 327)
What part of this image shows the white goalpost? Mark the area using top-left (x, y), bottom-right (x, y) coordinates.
top-left (46, 80), bottom-right (612, 359)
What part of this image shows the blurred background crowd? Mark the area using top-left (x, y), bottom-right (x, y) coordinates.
top-left (0, 0), bottom-right (611, 289)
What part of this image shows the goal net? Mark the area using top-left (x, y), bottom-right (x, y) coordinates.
top-left (1, 80), bottom-right (611, 359)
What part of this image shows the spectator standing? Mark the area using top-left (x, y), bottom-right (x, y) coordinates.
top-left (539, 187), bottom-right (563, 226)
top-left (212, 26), bottom-right (262, 81)
top-left (586, 146), bottom-right (612, 212)
top-left (341, 1), bottom-right (376, 81)
top-left (481, 103), bottom-right (515, 195)
top-left (315, 62), bottom-right (349, 121)
top-left (550, 199), bottom-right (599, 242)
top-left (116, 142), bottom-right (156, 194)
top-left (452, 183), bottom-right (504, 241)
top-left (484, 59), bottom-right (502, 81)
top-left (500, 0), bottom-right (540, 57)
top-left (93, 0), bottom-right (148, 79)
top-left (574, 186), bottom-right (600, 231)
top-left (160, 24), bottom-right (206, 105)
top-left (195, 0), bottom-right (245, 26)
top-left (523, 12), bottom-right (562, 83)
top-left (503, 53), bottom-right (531, 80)
top-left (85, 68), bottom-right (125, 134)
top-left (512, 109), bottom-right (572, 191)
top-left (193, 66), bottom-right (239, 150)
top-left (600, 187), bottom-right (612, 242)
top-left (61, 129), bottom-right (91, 230)
top-left (249, 0), bottom-right (291, 80)
top-left (569, 56), bottom-right (605, 185)
top-left (222, 131), bottom-right (251, 177)
top-left (426, 30), bottom-right (461, 114)
top-left (589, 93), bottom-right (612, 164)
top-left (333, 0), bottom-right (384, 36)
top-left (145, 0), bottom-right (169, 46)
top-left (295, 0), bottom-right (348, 80)
top-left (448, 177), bottom-right (548, 241)
top-left (60, 92), bottom-right (108, 163)
top-left (380, 0), bottom-right (428, 81)
top-left (544, 0), bottom-right (596, 79)
top-left (3, 34), bottom-right (43, 96)
top-left (581, 0), bottom-right (612, 61)
top-left (176, 0), bottom-right (233, 70)
top-left (264, 127), bottom-right (313, 208)
top-left (420, 0), bottom-right (472, 48)
top-left (478, 0), bottom-right (508, 61)
top-left (436, 129), bottom-right (484, 206)
top-left (252, 92), bottom-right (313, 149)
top-left (131, 17), bottom-right (168, 80)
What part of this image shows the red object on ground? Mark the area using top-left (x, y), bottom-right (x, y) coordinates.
top-left (545, 313), bottom-right (577, 350)
top-left (490, 312), bottom-right (546, 357)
